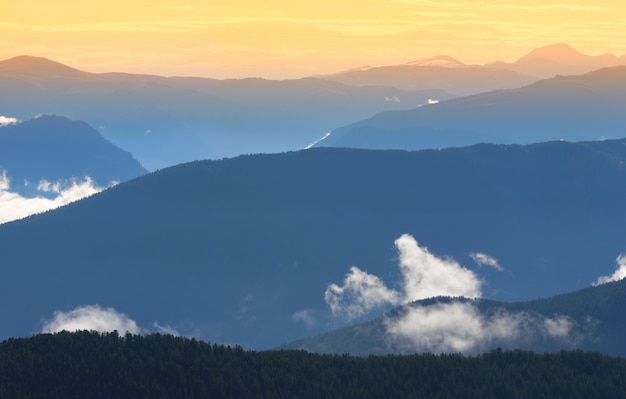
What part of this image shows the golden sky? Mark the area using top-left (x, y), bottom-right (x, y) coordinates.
top-left (2, 0), bottom-right (626, 79)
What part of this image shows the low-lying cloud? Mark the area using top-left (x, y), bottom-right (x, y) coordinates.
top-left (397, 234), bottom-right (482, 301)
top-left (593, 254), bottom-right (626, 286)
top-left (324, 234), bottom-right (587, 354)
top-left (385, 301), bottom-right (583, 354)
top-left (0, 171), bottom-right (106, 224)
top-left (325, 266), bottom-right (401, 320)
top-left (41, 305), bottom-right (180, 336)
top-left (324, 234), bottom-right (482, 320)
top-left (41, 305), bottom-right (142, 335)
top-left (0, 116), bottom-right (19, 127)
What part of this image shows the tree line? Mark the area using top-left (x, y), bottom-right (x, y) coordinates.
top-left (1, 331), bottom-right (625, 398)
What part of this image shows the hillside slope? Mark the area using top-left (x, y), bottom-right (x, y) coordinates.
top-left (283, 278), bottom-right (626, 356)
top-left (2, 143), bottom-right (626, 348)
top-left (0, 115), bottom-right (146, 194)
top-left (322, 66), bottom-right (626, 150)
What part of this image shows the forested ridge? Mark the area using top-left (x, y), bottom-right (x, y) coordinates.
top-left (6, 142), bottom-right (626, 348)
top-left (1, 331), bottom-right (626, 398)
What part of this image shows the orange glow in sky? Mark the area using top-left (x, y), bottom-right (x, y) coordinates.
top-left (2, 0), bottom-right (626, 78)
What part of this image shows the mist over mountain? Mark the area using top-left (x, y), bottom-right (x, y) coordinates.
top-left (322, 66), bottom-right (626, 150)
top-left (2, 141), bottom-right (626, 349)
top-left (0, 55), bottom-right (452, 169)
top-left (0, 115), bottom-right (146, 194)
top-left (283, 277), bottom-right (626, 356)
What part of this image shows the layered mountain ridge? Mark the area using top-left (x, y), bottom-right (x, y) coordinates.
top-left (321, 66), bottom-right (626, 150)
top-left (2, 140), bottom-right (626, 350)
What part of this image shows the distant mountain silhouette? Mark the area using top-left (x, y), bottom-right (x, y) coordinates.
top-left (3, 45), bottom-right (620, 169)
top-left (0, 56), bottom-right (454, 169)
top-left (283, 278), bottom-right (626, 356)
top-left (323, 64), bottom-right (535, 96)
top-left (0, 55), bottom-right (90, 79)
top-left (323, 43), bottom-right (626, 95)
top-left (322, 66), bottom-right (626, 150)
top-left (0, 115), bottom-right (146, 194)
top-left (3, 142), bottom-right (626, 349)
top-left (488, 43), bottom-right (626, 78)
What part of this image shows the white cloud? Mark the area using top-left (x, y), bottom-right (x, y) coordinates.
top-left (324, 234), bottom-right (585, 354)
top-left (324, 234), bottom-right (481, 320)
top-left (470, 252), bottom-right (504, 272)
top-left (41, 305), bottom-right (142, 334)
top-left (0, 116), bottom-right (19, 127)
top-left (384, 96), bottom-right (400, 103)
top-left (544, 316), bottom-right (574, 339)
top-left (396, 234), bottom-right (482, 301)
top-left (0, 171), bottom-right (106, 224)
top-left (325, 266), bottom-right (401, 320)
top-left (386, 302), bottom-right (519, 353)
top-left (41, 305), bottom-right (182, 336)
top-left (385, 301), bottom-right (580, 354)
top-left (593, 254), bottom-right (626, 286)
top-left (427, 99), bottom-right (439, 105)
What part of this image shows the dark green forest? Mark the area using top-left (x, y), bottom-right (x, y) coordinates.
top-left (1, 331), bottom-right (626, 398)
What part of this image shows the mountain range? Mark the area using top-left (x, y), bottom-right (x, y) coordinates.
top-left (321, 66), bottom-right (626, 150)
top-left (2, 43), bottom-right (625, 169)
top-left (3, 140), bottom-right (626, 351)
top-left (324, 43), bottom-right (626, 95)
top-left (323, 62), bottom-right (535, 97)
top-left (0, 55), bottom-right (452, 169)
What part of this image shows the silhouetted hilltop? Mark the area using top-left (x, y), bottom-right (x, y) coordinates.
top-left (489, 43), bottom-right (626, 78)
top-left (0, 115), bottom-right (146, 192)
top-left (0, 55), bottom-right (90, 79)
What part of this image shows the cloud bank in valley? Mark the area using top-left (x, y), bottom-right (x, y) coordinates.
top-left (385, 301), bottom-right (583, 354)
top-left (41, 305), bottom-right (180, 336)
top-left (593, 255), bottom-right (626, 286)
top-left (0, 171), bottom-right (106, 224)
top-left (324, 234), bottom-right (587, 354)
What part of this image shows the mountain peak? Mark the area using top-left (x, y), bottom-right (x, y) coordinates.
top-left (516, 43), bottom-right (618, 64)
top-left (0, 55), bottom-right (89, 79)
